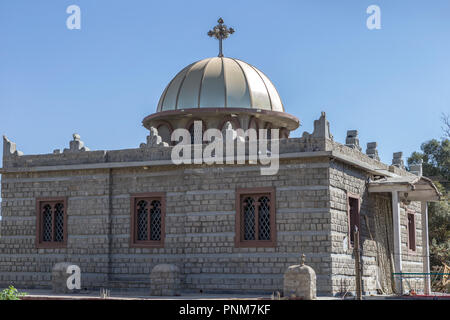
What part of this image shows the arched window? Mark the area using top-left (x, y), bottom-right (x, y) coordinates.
top-left (36, 198), bottom-right (67, 248)
top-left (248, 117), bottom-right (258, 138)
top-left (264, 123), bottom-right (273, 141)
top-left (236, 188), bottom-right (276, 247)
top-left (131, 193), bottom-right (165, 247)
top-left (157, 124), bottom-right (172, 145)
top-left (243, 197), bottom-right (256, 240)
top-left (258, 196), bottom-right (271, 240)
top-left (221, 120), bottom-right (239, 141)
top-left (187, 120), bottom-right (205, 144)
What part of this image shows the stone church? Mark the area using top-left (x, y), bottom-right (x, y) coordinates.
top-left (0, 19), bottom-right (441, 296)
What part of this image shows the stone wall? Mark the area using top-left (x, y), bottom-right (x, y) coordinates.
top-left (328, 159), bottom-right (425, 296)
top-left (0, 133), bottom-right (427, 296)
top-left (399, 200), bottom-right (424, 293)
top-left (106, 158), bottom-right (333, 294)
top-left (0, 158), bottom-right (335, 295)
top-left (0, 169), bottom-right (110, 288)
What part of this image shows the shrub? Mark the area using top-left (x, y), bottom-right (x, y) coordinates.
top-left (0, 286), bottom-right (27, 300)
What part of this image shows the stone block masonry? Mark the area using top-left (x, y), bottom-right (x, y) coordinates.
top-left (0, 157), bottom-right (336, 294)
top-left (328, 160), bottom-right (425, 295)
top-left (283, 255), bottom-right (317, 299)
top-left (52, 262), bottom-right (80, 293)
top-left (0, 126), bottom-right (429, 296)
top-left (150, 264), bottom-right (181, 296)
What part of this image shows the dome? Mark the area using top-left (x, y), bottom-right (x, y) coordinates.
top-left (156, 57), bottom-right (284, 113)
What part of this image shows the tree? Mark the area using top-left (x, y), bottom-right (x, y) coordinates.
top-left (442, 113), bottom-right (450, 140)
top-left (408, 116), bottom-right (450, 290)
top-left (408, 138), bottom-right (450, 189)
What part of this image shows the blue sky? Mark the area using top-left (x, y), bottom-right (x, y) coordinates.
top-left (0, 0), bottom-right (449, 166)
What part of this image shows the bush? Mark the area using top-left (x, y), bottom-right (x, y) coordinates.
top-left (0, 286), bottom-right (27, 300)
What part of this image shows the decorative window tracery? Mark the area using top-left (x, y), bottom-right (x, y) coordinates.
top-left (131, 194), bottom-right (165, 247)
top-left (236, 188), bottom-right (276, 247)
top-left (243, 197), bottom-right (256, 240)
top-left (258, 196), bottom-right (271, 240)
top-left (36, 198), bottom-right (67, 248)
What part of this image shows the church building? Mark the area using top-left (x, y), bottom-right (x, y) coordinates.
top-left (0, 19), bottom-right (441, 296)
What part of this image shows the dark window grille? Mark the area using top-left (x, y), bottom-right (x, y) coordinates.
top-left (37, 199), bottom-right (66, 248)
top-left (137, 200), bottom-right (148, 241)
top-left (150, 200), bottom-right (162, 241)
top-left (132, 195), bottom-right (164, 247)
top-left (42, 204), bottom-right (52, 242)
top-left (258, 196), bottom-right (271, 240)
top-left (243, 197), bottom-right (256, 240)
top-left (238, 190), bottom-right (275, 246)
top-left (54, 203), bottom-right (65, 242)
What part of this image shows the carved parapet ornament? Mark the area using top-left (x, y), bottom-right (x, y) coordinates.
top-left (3, 136), bottom-right (23, 157)
top-left (63, 133), bottom-right (90, 153)
top-left (222, 121), bottom-right (239, 141)
top-left (302, 112), bottom-right (333, 140)
top-left (300, 112), bottom-right (333, 152)
top-left (140, 127), bottom-right (169, 148)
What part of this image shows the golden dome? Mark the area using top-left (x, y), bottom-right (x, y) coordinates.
top-left (156, 57), bottom-right (284, 113)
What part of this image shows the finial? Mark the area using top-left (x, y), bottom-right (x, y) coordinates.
top-left (301, 254), bottom-right (306, 266)
top-left (207, 17), bottom-right (235, 57)
top-left (63, 133), bottom-right (90, 153)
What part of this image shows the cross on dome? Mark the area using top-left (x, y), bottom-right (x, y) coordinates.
top-left (207, 18), bottom-right (235, 57)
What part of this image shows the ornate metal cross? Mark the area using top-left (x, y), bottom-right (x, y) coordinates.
top-left (208, 18), bottom-right (235, 57)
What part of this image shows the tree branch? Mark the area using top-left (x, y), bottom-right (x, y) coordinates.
top-left (441, 113), bottom-right (450, 139)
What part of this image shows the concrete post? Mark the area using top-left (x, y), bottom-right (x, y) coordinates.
top-left (354, 227), bottom-right (362, 300)
top-left (392, 191), bottom-right (403, 294)
top-left (421, 202), bottom-right (431, 295)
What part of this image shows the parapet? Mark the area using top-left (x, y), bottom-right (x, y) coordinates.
top-left (0, 114), bottom-right (413, 179)
top-left (3, 136), bottom-right (23, 158)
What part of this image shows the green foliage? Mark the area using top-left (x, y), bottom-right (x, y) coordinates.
top-left (430, 238), bottom-right (450, 267)
top-left (428, 198), bottom-right (450, 244)
top-left (427, 197), bottom-right (450, 270)
top-left (407, 130), bottom-right (450, 290)
top-left (408, 138), bottom-right (450, 189)
top-left (0, 286), bottom-right (27, 300)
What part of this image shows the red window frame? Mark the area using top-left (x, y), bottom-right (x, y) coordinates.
top-left (235, 187), bottom-right (276, 248)
top-left (35, 197), bottom-right (68, 249)
top-left (130, 193), bottom-right (166, 248)
top-left (407, 211), bottom-right (416, 251)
